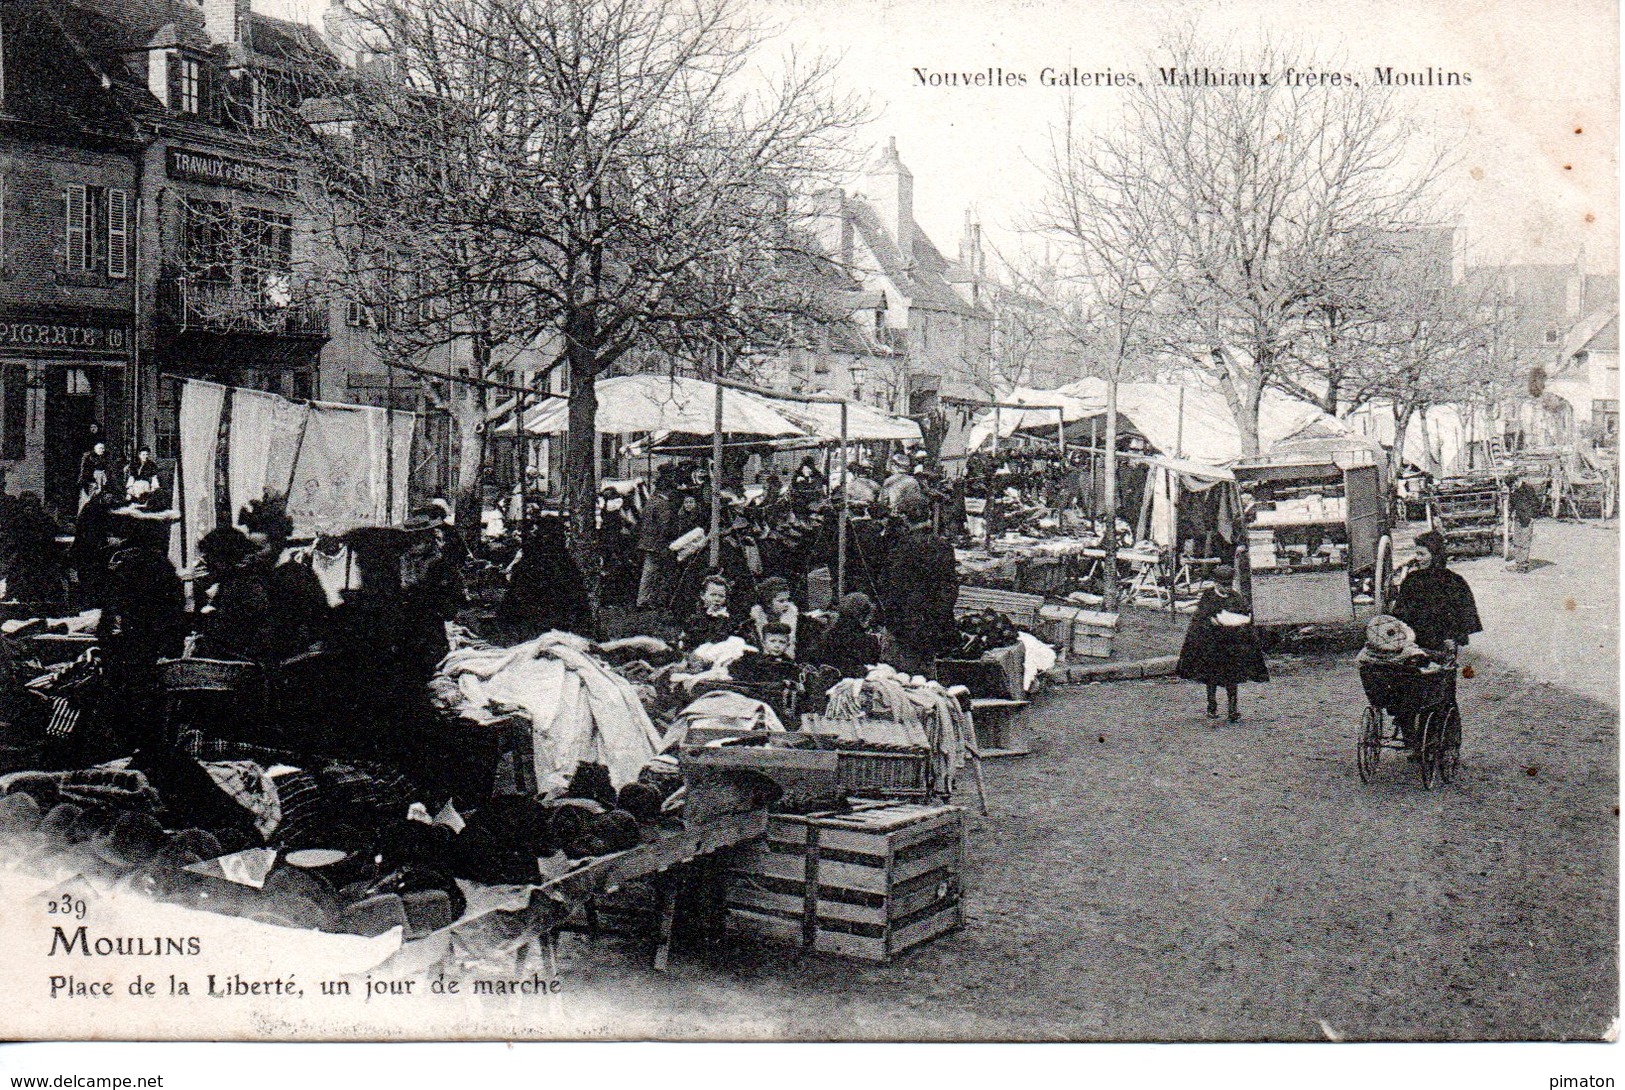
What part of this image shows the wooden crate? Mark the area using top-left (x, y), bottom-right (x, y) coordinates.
top-left (952, 586), bottom-right (1045, 631)
top-left (726, 803), bottom-right (965, 962)
top-left (1038, 605), bottom-right (1119, 659)
top-left (936, 641), bottom-right (1024, 701)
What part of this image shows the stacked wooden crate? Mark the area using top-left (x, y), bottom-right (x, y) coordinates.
top-left (1038, 604), bottom-right (1118, 659)
top-left (726, 803), bottom-right (965, 962)
top-left (1430, 475), bottom-right (1505, 557)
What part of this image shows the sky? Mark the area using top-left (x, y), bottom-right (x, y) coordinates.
top-left (266, 0), bottom-right (1619, 275)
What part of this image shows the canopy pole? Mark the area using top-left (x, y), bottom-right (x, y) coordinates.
top-left (709, 352), bottom-right (724, 571)
top-left (386, 358), bottom-right (396, 522)
top-left (1055, 406), bottom-right (1066, 459)
top-left (837, 400), bottom-right (849, 600)
top-left (1175, 386), bottom-right (1185, 460)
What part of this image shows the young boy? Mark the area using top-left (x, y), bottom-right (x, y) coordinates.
top-left (730, 621), bottom-right (800, 686)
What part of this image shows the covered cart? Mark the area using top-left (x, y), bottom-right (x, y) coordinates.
top-left (1231, 435), bottom-right (1394, 628)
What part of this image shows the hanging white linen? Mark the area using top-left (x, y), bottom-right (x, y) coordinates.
top-left (226, 388), bottom-right (278, 524)
top-left (178, 379), bottom-right (226, 568)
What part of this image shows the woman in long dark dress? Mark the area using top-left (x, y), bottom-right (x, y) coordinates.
top-left (497, 513), bottom-right (593, 640)
top-left (1175, 564), bottom-right (1269, 723)
top-left (1386, 529), bottom-right (1482, 751)
top-left (1388, 530), bottom-right (1482, 657)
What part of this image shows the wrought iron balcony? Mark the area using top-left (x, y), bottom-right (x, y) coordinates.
top-left (157, 274), bottom-right (329, 338)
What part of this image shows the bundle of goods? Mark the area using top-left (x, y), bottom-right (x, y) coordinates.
top-left (0, 736), bottom-right (678, 948)
top-left (953, 609), bottom-right (1020, 659)
top-left (824, 666), bottom-right (967, 798)
top-left (431, 631), bottom-right (663, 797)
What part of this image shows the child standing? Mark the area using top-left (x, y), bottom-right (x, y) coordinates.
top-left (1175, 564), bottom-right (1270, 723)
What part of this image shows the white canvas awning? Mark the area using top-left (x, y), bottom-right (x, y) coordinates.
top-left (757, 395), bottom-right (922, 442)
top-left (495, 374), bottom-right (806, 438)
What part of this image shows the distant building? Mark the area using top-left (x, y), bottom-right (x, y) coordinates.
top-left (1465, 257), bottom-right (1620, 449)
top-left (750, 139), bottom-right (993, 463)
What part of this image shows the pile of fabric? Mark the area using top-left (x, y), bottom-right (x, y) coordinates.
top-left (824, 665), bottom-right (969, 797)
top-left (431, 631), bottom-right (662, 797)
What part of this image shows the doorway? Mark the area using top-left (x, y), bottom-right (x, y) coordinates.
top-left (43, 365), bottom-right (124, 519)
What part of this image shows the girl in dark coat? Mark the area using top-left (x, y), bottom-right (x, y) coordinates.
top-left (1176, 564), bottom-right (1269, 723)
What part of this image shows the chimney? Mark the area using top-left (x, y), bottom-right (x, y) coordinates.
top-left (862, 137), bottom-right (913, 268)
top-left (959, 209), bottom-right (983, 278)
top-left (201, 0), bottom-right (252, 46)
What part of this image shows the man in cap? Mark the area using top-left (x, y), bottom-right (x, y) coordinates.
top-left (1505, 472), bottom-right (1545, 574)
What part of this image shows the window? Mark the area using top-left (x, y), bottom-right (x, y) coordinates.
top-left (1592, 399), bottom-right (1618, 447)
top-left (346, 299), bottom-right (368, 327)
top-left (179, 58), bottom-right (200, 114)
top-left (64, 368), bottom-right (91, 396)
top-left (106, 188), bottom-right (129, 278)
top-left (181, 197), bottom-right (232, 280)
top-left (1544, 327), bottom-right (1560, 346)
top-left (246, 75), bottom-right (269, 129)
top-left (64, 185), bottom-right (129, 275)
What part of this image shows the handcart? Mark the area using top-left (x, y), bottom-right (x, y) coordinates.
top-left (1357, 660), bottom-right (1461, 789)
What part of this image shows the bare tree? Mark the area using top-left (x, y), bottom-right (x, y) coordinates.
top-left (1024, 99), bottom-right (1174, 607)
top-left (294, 0), bottom-right (866, 580)
top-left (1065, 32), bottom-right (1446, 453)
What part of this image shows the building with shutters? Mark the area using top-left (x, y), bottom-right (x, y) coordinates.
top-left (0, 0), bottom-right (352, 518)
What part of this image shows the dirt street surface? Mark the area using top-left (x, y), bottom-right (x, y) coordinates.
top-left (556, 520), bottom-right (1618, 1041)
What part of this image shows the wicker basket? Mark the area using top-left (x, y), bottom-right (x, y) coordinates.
top-left (158, 657), bottom-right (262, 692)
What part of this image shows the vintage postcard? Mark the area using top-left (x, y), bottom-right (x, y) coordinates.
top-left (0, 0), bottom-right (1615, 1047)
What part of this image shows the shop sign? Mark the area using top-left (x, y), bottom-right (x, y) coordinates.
top-left (166, 147), bottom-right (298, 195)
top-left (0, 314), bottom-right (133, 357)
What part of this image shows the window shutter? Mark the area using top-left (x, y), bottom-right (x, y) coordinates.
top-left (64, 185), bottom-right (88, 271)
top-left (107, 188), bottom-right (129, 278)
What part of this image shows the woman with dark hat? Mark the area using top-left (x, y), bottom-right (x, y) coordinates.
top-left (1389, 529), bottom-right (1482, 658)
top-left (1175, 564), bottom-right (1269, 723)
top-left (806, 591), bottom-right (887, 678)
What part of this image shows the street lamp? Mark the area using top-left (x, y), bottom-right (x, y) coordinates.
top-left (848, 362), bottom-right (868, 403)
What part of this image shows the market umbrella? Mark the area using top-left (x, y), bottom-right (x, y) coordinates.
top-left (497, 374), bottom-right (807, 438)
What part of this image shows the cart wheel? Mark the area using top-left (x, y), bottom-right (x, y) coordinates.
top-left (1417, 709), bottom-right (1440, 789)
top-left (1357, 706), bottom-right (1383, 783)
top-left (1438, 705), bottom-right (1462, 785)
top-left (1374, 535), bottom-right (1394, 614)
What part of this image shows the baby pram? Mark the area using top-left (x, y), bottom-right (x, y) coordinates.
top-left (1357, 657), bottom-right (1461, 789)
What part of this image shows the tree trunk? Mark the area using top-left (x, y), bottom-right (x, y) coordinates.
top-left (454, 333), bottom-right (492, 551)
top-left (1211, 347), bottom-right (1263, 456)
top-left (1392, 405), bottom-right (1414, 476)
top-left (1102, 369), bottom-right (1121, 610)
top-left (565, 327), bottom-right (601, 604)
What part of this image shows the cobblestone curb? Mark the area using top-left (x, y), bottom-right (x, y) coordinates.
top-left (1045, 654), bottom-right (1180, 685)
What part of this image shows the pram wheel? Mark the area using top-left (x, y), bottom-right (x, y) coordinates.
top-left (1357, 706), bottom-right (1383, 783)
top-left (1437, 705), bottom-right (1462, 785)
top-left (1418, 706), bottom-right (1454, 790)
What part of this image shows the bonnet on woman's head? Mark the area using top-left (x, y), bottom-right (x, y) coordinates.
top-left (1415, 530), bottom-right (1447, 558)
top-left (835, 592), bottom-right (875, 626)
